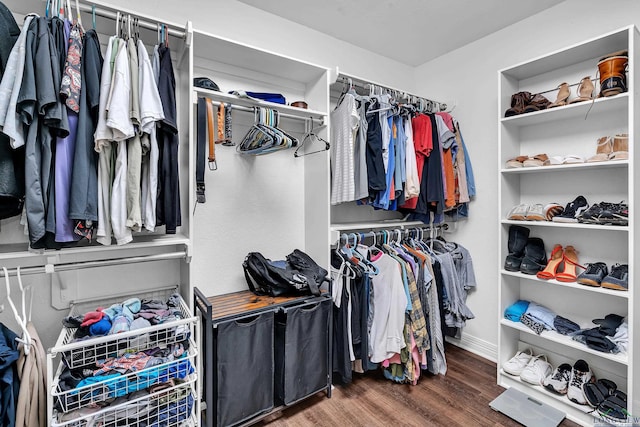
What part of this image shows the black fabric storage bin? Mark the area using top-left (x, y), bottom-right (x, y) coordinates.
top-left (216, 311), bottom-right (274, 426)
top-left (275, 297), bottom-right (330, 405)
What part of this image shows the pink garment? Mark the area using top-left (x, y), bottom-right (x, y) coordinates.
top-left (94, 352), bottom-right (151, 376)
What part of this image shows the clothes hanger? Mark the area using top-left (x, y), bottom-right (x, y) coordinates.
top-left (294, 117), bottom-right (330, 158)
top-left (2, 267), bottom-right (31, 354)
top-left (91, 4), bottom-right (96, 30)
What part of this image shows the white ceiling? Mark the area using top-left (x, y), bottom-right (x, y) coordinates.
top-left (238, 0), bottom-right (565, 66)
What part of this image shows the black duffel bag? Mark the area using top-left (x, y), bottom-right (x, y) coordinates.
top-left (243, 249), bottom-right (328, 297)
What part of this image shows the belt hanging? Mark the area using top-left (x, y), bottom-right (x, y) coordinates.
top-left (205, 98), bottom-right (217, 171)
top-left (196, 97), bottom-right (207, 203)
top-left (216, 102), bottom-right (234, 145)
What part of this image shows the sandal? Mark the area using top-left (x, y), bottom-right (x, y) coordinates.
top-left (562, 154), bottom-right (585, 164)
top-left (536, 244), bottom-right (563, 280)
top-left (505, 155), bottom-right (528, 168)
top-left (543, 203), bottom-right (564, 221)
top-left (597, 393), bottom-right (628, 424)
top-left (587, 136), bottom-right (613, 162)
top-left (569, 76), bottom-right (595, 103)
top-left (555, 245), bottom-right (585, 282)
top-left (543, 155), bottom-right (564, 166)
top-left (524, 204), bottom-right (545, 221)
top-left (523, 153), bottom-right (549, 167)
top-left (547, 82), bottom-right (571, 108)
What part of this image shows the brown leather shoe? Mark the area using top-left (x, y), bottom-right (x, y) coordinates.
top-left (523, 93), bottom-right (551, 112)
top-left (505, 91), bottom-right (532, 117)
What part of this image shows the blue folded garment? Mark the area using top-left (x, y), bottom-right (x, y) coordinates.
top-left (504, 300), bottom-right (530, 322)
top-left (525, 302), bottom-right (557, 331)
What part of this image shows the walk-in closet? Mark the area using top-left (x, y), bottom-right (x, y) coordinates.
top-left (0, 0), bottom-right (637, 426)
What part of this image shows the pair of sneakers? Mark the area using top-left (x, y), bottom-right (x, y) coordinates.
top-left (503, 350), bottom-right (595, 405)
top-left (502, 349), bottom-right (552, 385)
top-left (544, 359), bottom-right (595, 405)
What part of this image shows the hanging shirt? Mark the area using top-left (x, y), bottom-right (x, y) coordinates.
top-left (400, 114), bottom-right (431, 210)
top-left (373, 115), bottom-right (395, 210)
top-left (365, 99), bottom-right (385, 195)
top-left (108, 40), bottom-right (133, 245)
top-left (126, 39), bottom-right (142, 232)
top-left (155, 44), bottom-right (181, 234)
top-left (330, 93), bottom-right (359, 205)
top-left (95, 36), bottom-right (117, 245)
top-left (403, 116), bottom-right (419, 200)
top-left (69, 29), bottom-right (103, 225)
top-left (353, 95), bottom-right (369, 201)
top-left (138, 39), bottom-right (164, 232)
top-left (369, 251), bottom-right (407, 363)
top-left (378, 94), bottom-right (391, 172)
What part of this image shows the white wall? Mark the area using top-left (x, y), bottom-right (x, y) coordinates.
top-left (414, 0), bottom-right (640, 359)
top-left (104, 0), bottom-right (416, 92)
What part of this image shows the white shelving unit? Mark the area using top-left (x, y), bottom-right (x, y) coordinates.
top-left (497, 25), bottom-right (639, 425)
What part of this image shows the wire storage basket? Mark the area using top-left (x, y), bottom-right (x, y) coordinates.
top-left (51, 287), bottom-right (196, 369)
top-left (52, 376), bottom-right (197, 427)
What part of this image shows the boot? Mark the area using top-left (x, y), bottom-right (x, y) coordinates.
top-left (598, 51), bottom-right (628, 97)
top-left (504, 91), bottom-right (532, 117)
top-left (520, 238), bottom-right (548, 275)
top-left (523, 93), bottom-right (551, 113)
top-left (505, 225), bottom-right (530, 271)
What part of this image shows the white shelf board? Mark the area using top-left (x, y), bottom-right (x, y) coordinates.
top-left (192, 29), bottom-right (327, 85)
top-left (500, 26), bottom-right (629, 80)
top-left (501, 219), bottom-right (628, 232)
top-left (501, 160), bottom-right (628, 174)
top-left (500, 319), bottom-right (628, 365)
top-left (500, 93), bottom-right (628, 128)
top-left (501, 270), bottom-right (629, 299)
top-left (0, 234), bottom-right (190, 261)
top-left (498, 371), bottom-right (595, 426)
top-left (193, 88), bottom-right (326, 120)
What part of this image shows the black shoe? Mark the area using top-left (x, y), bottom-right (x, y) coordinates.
top-left (601, 264), bottom-right (629, 291)
top-left (577, 262), bottom-right (608, 287)
top-left (578, 201), bottom-right (628, 226)
top-left (505, 225), bottom-right (530, 271)
top-left (553, 196), bottom-right (589, 223)
top-left (520, 237), bottom-right (547, 275)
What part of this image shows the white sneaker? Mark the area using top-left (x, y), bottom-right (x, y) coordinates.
top-left (567, 359), bottom-right (594, 405)
top-left (520, 354), bottom-right (553, 385)
top-left (502, 348), bottom-right (533, 376)
top-left (543, 363), bottom-right (572, 394)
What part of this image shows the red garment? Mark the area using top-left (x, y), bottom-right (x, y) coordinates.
top-left (401, 114), bottom-right (432, 210)
top-left (436, 112), bottom-right (454, 131)
top-left (442, 148), bottom-right (456, 208)
top-left (81, 310), bottom-right (105, 327)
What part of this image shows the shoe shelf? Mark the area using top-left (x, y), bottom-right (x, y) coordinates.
top-left (498, 370), bottom-right (596, 426)
top-left (500, 270), bottom-right (629, 299)
top-left (500, 160), bottom-right (628, 175)
top-left (499, 93), bottom-right (628, 128)
top-left (500, 319), bottom-right (628, 365)
top-left (501, 219), bottom-right (629, 232)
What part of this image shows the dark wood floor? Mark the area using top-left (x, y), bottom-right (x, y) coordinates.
top-left (259, 344), bottom-right (580, 427)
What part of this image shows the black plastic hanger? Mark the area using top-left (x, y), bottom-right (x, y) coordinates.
top-left (294, 117), bottom-right (330, 158)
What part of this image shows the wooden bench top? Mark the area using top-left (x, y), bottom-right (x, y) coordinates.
top-left (207, 290), bottom-right (318, 321)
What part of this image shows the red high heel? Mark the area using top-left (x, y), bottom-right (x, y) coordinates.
top-left (537, 244), bottom-right (563, 280)
top-left (556, 245), bottom-right (585, 282)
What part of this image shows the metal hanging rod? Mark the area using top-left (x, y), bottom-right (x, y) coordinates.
top-left (200, 98), bottom-right (325, 125)
top-left (74, 2), bottom-right (185, 39)
top-left (335, 73), bottom-right (447, 112)
top-left (0, 250), bottom-right (187, 277)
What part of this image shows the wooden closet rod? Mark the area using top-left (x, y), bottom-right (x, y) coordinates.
top-left (76, 2), bottom-right (185, 38)
top-left (0, 250), bottom-right (187, 277)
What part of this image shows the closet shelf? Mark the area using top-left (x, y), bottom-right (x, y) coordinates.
top-left (501, 160), bottom-right (628, 174)
top-left (500, 319), bottom-right (628, 365)
top-left (499, 93), bottom-right (628, 128)
top-left (501, 219), bottom-right (629, 232)
top-left (193, 87), bottom-right (326, 121)
top-left (0, 234), bottom-right (190, 261)
top-left (501, 270), bottom-right (629, 299)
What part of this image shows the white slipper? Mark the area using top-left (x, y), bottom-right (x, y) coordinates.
top-left (543, 156), bottom-right (564, 166)
top-left (562, 154), bottom-right (585, 164)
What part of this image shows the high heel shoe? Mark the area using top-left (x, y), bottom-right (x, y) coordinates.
top-left (586, 136), bottom-right (613, 163)
top-left (570, 77), bottom-right (595, 103)
top-left (555, 245), bottom-right (585, 282)
top-left (537, 244), bottom-right (563, 280)
top-left (547, 82), bottom-right (571, 108)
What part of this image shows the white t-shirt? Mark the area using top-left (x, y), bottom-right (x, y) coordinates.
top-left (106, 41), bottom-right (135, 142)
top-left (94, 36), bottom-right (117, 151)
top-left (111, 140), bottom-right (132, 245)
top-left (330, 93), bottom-right (359, 205)
top-left (137, 39), bottom-right (164, 134)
